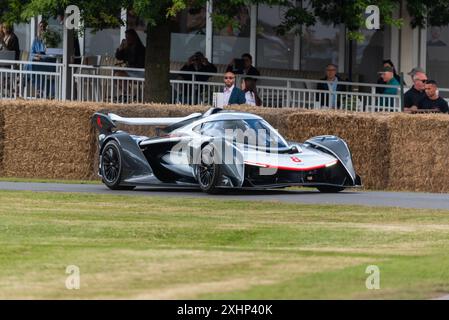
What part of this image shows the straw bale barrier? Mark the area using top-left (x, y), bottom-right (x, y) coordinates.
top-left (0, 104), bottom-right (4, 176)
top-left (0, 101), bottom-right (296, 181)
top-left (0, 101), bottom-right (99, 180)
top-left (0, 100), bottom-right (448, 193)
top-left (387, 113), bottom-right (449, 193)
top-left (287, 111), bottom-right (390, 190)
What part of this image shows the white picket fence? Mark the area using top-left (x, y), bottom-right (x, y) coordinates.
top-left (0, 60), bottom-right (63, 100)
top-left (0, 59), bottom-right (407, 112)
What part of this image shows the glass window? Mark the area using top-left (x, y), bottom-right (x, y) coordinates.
top-left (213, 5), bottom-right (251, 65)
top-left (301, 24), bottom-right (340, 72)
top-left (127, 10), bottom-right (147, 47)
top-left (257, 4), bottom-right (294, 70)
top-left (44, 17), bottom-right (64, 49)
top-left (83, 10), bottom-right (122, 57)
top-left (352, 29), bottom-right (384, 83)
top-left (84, 28), bottom-right (121, 56)
top-left (427, 26), bottom-right (449, 91)
top-left (13, 23), bottom-right (31, 53)
top-left (201, 119), bottom-right (288, 148)
top-left (171, 7), bottom-right (207, 63)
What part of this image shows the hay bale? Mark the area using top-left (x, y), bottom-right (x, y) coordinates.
top-left (388, 113), bottom-right (449, 193)
top-left (287, 111), bottom-right (391, 190)
top-left (0, 104), bottom-right (4, 176)
top-left (0, 100), bottom-right (100, 180)
top-left (0, 101), bottom-right (294, 181)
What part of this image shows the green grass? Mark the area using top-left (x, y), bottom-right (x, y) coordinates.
top-left (1, 190), bottom-right (449, 299)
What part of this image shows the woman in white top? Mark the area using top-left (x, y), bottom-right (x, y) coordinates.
top-left (241, 77), bottom-right (262, 106)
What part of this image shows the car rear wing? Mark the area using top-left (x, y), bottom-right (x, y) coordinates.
top-left (92, 112), bottom-right (202, 134)
top-left (108, 113), bottom-right (202, 126)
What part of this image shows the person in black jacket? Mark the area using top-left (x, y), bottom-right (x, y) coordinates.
top-left (316, 64), bottom-right (347, 109)
top-left (178, 52), bottom-right (217, 104)
top-left (115, 29), bottom-right (146, 69)
top-left (180, 52), bottom-right (217, 82)
top-left (1, 23), bottom-right (20, 60)
top-left (227, 53), bottom-right (260, 77)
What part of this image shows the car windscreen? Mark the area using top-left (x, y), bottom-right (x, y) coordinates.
top-left (200, 119), bottom-right (288, 149)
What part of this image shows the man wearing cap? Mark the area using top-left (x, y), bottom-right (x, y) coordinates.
top-left (378, 66), bottom-right (400, 107)
top-left (379, 66), bottom-right (400, 94)
top-left (417, 80), bottom-right (449, 113)
top-left (404, 68), bottom-right (428, 113)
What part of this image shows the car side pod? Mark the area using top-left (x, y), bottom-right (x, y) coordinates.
top-left (306, 135), bottom-right (360, 187)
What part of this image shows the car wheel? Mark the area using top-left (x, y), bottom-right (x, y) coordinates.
top-left (317, 186), bottom-right (345, 193)
top-left (196, 144), bottom-right (221, 194)
top-left (101, 140), bottom-right (135, 191)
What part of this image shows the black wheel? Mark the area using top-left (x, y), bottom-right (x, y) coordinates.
top-left (101, 140), bottom-right (135, 191)
top-left (317, 186), bottom-right (345, 193)
top-left (196, 144), bottom-right (221, 194)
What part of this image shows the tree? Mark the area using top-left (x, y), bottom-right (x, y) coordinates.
top-left (3, 0), bottom-right (449, 103)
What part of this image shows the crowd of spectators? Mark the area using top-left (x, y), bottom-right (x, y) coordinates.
top-left (2, 23), bottom-right (449, 111)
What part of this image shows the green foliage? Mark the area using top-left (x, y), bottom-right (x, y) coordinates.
top-left (3, 0), bottom-right (449, 42)
top-left (0, 0), bottom-right (28, 24)
top-left (42, 27), bottom-right (62, 47)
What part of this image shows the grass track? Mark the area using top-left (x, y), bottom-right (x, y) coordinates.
top-left (1, 190), bottom-right (449, 299)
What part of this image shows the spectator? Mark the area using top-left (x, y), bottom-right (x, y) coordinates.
top-left (227, 53), bottom-right (260, 77)
top-left (241, 77), bottom-right (262, 106)
top-left (223, 71), bottom-right (246, 106)
top-left (180, 52), bottom-right (217, 82)
top-left (30, 20), bottom-right (48, 61)
top-left (377, 66), bottom-right (400, 108)
top-left (376, 59), bottom-right (402, 93)
top-left (115, 29), bottom-right (146, 69)
top-left (1, 23), bottom-right (20, 60)
top-left (417, 80), bottom-right (449, 113)
top-left (404, 68), bottom-right (428, 113)
top-left (379, 66), bottom-right (400, 93)
top-left (316, 63), bottom-right (347, 108)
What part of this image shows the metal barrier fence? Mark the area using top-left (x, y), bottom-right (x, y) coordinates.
top-left (170, 70), bottom-right (402, 111)
top-left (0, 61), bottom-right (406, 112)
top-left (70, 64), bottom-right (145, 104)
top-left (0, 59), bottom-right (63, 100)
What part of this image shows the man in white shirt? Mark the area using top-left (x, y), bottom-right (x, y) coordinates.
top-left (223, 72), bottom-right (246, 106)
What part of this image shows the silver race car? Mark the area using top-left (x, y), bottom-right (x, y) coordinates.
top-left (93, 108), bottom-right (361, 193)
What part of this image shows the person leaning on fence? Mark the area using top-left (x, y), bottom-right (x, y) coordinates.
top-left (404, 68), bottom-right (428, 113)
top-left (377, 66), bottom-right (400, 108)
top-left (180, 52), bottom-right (217, 82)
top-left (178, 52), bottom-right (217, 104)
top-left (241, 77), bottom-right (262, 106)
top-left (223, 71), bottom-right (246, 106)
top-left (416, 80), bottom-right (449, 113)
top-left (226, 53), bottom-right (260, 77)
top-left (0, 23), bottom-right (20, 60)
top-left (316, 64), bottom-right (347, 109)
